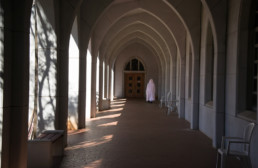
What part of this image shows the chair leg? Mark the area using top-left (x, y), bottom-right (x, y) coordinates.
top-left (241, 157), bottom-right (252, 168)
top-left (221, 153), bottom-right (226, 168)
top-left (216, 152), bottom-right (220, 168)
top-left (247, 157), bottom-right (252, 168)
top-left (167, 107), bottom-right (170, 115)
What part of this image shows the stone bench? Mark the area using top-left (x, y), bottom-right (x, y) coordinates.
top-left (99, 98), bottom-right (110, 111)
top-left (28, 130), bottom-right (64, 168)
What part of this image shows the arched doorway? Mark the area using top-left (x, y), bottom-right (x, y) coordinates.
top-left (124, 58), bottom-right (145, 98)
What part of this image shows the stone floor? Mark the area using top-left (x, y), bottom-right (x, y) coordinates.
top-left (60, 98), bottom-right (242, 168)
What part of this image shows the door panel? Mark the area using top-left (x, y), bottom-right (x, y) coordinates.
top-left (125, 73), bottom-right (145, 98)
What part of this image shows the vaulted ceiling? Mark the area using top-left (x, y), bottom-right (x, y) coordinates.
top-left (89, 0), bottom-right (200, 67)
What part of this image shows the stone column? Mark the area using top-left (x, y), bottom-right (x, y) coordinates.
top-left (104, 62), bottom-right (109, 98)
top-left (78, 48), bottom-right (86, 128)
top-left (55, 0), bottom-right (82, 145)
top-left (77, 14), bottom-right (87, 128)
top-left (191, 55), bottom-right (200, 130)
top-left (109, 66), bottom-right (114, 101)
top-left (56, 44), bottom-right (69, 145)
top-left (91, 54), bottom-right (97, 118)
top-left (2, 1), bottom-right (33, 168)
top-left (98, 57), bottom-right (103, 110)
top-left (179, 57), bottom-right (186, 119)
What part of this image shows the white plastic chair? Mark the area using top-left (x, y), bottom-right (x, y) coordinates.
top-left (166, 99), bottom-right (178, 115)
top-left (216, 123), bottom-right (255, 168)
top-left (160, 91), bottom-right (172, 108)
top-left (160, 96), bottom-right (165, 108)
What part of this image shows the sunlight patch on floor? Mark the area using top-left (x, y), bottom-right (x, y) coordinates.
top-left (68, 128), bottom-right (90, 135)
top-left (110, 104), bottom-right (125, 108)
top-left (98, 121), bottom-right (118, 127)
top-left (91, 113), bottom-right (122, 121)
top-left (98, 107), bottom-right (124, 113)
top-left (66, 135), bottom-right (114, 150)
top-left (84, 159), bottom-right (103, 168)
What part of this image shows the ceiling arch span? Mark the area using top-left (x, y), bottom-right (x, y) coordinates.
top-left (98, 12), bottom-right (178, 60)
top-left (101, 21), bottom-right (175, 64)
top-left (109, 38), bottom-right (162, 72)
top-left (92, 0), bottom-right (186, 60)
top-left (105, 32), bottom-right (169, 79)
top-left (94, 8), bottom-right (178, 53)
top-left (104, 30), bottom-right (167, 69)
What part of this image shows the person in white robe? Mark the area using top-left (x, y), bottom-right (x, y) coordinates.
top-left (146, 79), bottom-right (155, 103)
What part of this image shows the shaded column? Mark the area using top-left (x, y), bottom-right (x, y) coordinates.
top-left (55, 0), bottom-right (83, 145)
top-left (77, 14), bottom-right (88, 128)
top-left (78, 48), bottom-right (86, 128)
top-left (2, 1), bottom-right (33, 168)
top-left (179, 57), bottom-right (186, 119)
top-left (56, 45), bottom-right (69, 145)
top-left (191, 56), bottom-right (200, 130)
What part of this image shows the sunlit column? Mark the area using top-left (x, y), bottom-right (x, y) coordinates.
top-left (86, 49), bottom-right (92, 120)
top-left (103, 61), bottom-right (107, 98)
top-left (98, 57), bottom-right (103, 110)
top-left (105, 63), bottom-right (109, 98)
top-left (68, 20), bottom-right (79, 130)
top-left (91, 54), bottom-right (97, 118)
top-left (96, 56), bottom-right (99, 97)
top-left (109, 66), bottom-right (114, 101)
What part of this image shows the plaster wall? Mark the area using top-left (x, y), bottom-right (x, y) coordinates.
top-left (68, 17), bottom-right (79, 130)
top-left (29, 1), bottom-right (57, 133)
top-left (114, 43), bottom-right (159, 98)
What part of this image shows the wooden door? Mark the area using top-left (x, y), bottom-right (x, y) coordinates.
top-left (124, 73), bottom-right (145, 98)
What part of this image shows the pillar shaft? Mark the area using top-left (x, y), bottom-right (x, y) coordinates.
top-left (98, 58), bottom-right (103, 110)
top-left (2, 1), bottom-right (33, 167)
top-left (91, 56), bottom-right (97, 118)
